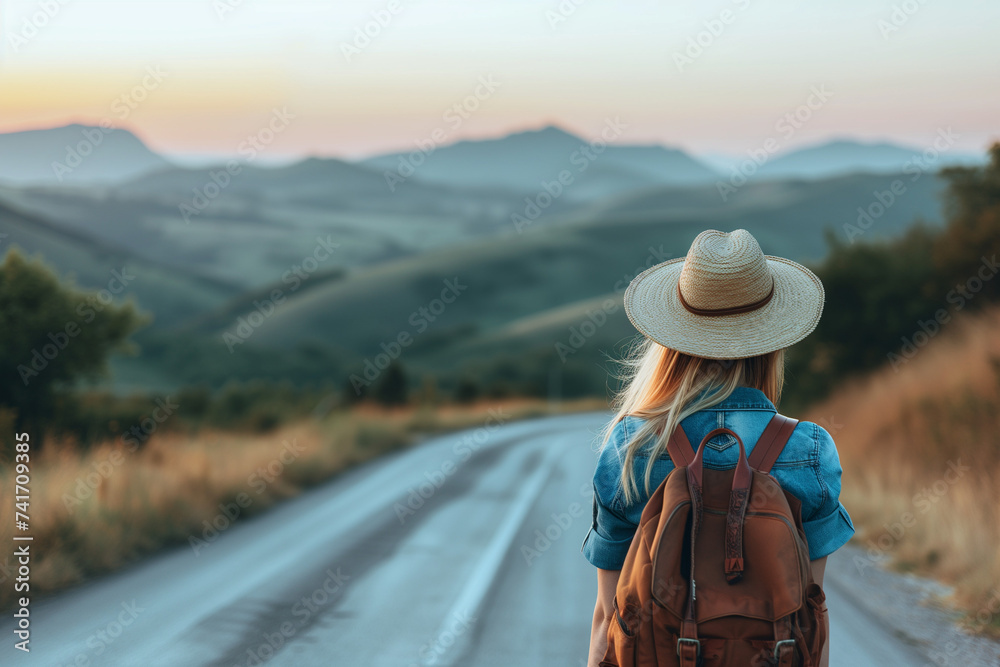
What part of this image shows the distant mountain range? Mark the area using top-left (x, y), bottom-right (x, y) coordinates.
top-left (716, 138), bottom-right (984, 180)
top-left (360, 125), bottom-right (720, 199)
top-left (0, 124), bottom-right (172, 186)
top-left (0, 123), bottom-right (988, 190)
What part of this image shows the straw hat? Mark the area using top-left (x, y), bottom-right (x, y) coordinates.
top-left (622, 229), bottom-right (825, 359)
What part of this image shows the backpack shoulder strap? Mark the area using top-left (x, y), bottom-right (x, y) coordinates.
top-left (747, 413), bottom-right (799, 473)
top-left (664, 422), bottom-right (695, 468)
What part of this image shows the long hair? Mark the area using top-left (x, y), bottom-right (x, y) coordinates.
top-left (601, 337), bottom-right (785, 506)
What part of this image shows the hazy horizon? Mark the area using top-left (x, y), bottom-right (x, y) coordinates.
top-left (1, 120), bottom-right (992, 171)
top-left (1, 0), bottom-right (998, 161)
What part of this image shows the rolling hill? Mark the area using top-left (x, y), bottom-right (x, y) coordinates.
top-left (0, 157), bottom-right (549, 294)
top-left (581, 170), bottom-right (947, 247)
top-left (118, 156), bottom-right (428, 202)
top-left (0, 199), bottom-right (239, 328)
top-left (158, 170), bottom-right (946, 383)
top-left (0, 124), bottom-right (171, 186)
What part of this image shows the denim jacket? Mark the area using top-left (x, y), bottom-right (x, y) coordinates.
top-left (581, 386), bottom-right (856, 570)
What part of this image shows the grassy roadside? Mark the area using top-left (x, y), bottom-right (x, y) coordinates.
top-left (804, 305), bottom-right (1000, 636)
top-left (0, 397), bottom-right (607, 612)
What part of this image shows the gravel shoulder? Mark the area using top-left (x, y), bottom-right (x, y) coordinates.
top-left (827, 544), bottom-right (1000, 667)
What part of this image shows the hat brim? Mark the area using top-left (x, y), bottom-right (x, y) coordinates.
top-left (622, 256), bottom-right (825, 359)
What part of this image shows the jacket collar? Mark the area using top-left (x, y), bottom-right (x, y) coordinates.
top-left (694, 385), bottom-right (777, 411)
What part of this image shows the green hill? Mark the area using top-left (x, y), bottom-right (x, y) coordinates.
top-left (4, 160), bottom-right (949, 394)
top-left (156, 171), bottom-right (945, 383)
top-left (0, 199), bottom-right (238, 327)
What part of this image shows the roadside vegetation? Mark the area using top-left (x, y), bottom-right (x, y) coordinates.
top-left (805, 304), bottom-right (1000, 635)
top-left (784, 143), bottom-right (1000, 411)
top-left (796, 144), bottom-right (1000, 634)
top-left (0, 396), bottom-right (604, 611)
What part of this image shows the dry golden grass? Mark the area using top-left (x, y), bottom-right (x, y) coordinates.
top-left (805, 305), bottom-right (1000, 634)
top-left (0, 396), bottom-right (607, 611)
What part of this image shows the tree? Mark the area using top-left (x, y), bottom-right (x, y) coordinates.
top-left (933, 142), bottom-right (1000, 303)
top-left (0, 249), bottom-right (148, 450)
top-left (373, 361), bottom-right (408, 406)
top-left (453, 376), bottom-right (480, 404)
top-left (783, 143), bottom-right (1000, 410)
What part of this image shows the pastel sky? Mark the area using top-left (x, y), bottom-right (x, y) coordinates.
top-left (1, 0), bottom-right (997, 161)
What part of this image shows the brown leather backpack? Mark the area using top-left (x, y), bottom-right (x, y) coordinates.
top-left (600, 414), bottom-right (828, 667)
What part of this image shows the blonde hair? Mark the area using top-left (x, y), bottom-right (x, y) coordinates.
top-left (601, 337), bottom-right (785, 506)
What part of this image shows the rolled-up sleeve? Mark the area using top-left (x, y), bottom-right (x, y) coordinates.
top-left (581, 419), bottom-right (638, 570)
top-left (801, 423), bottom-right (857, 560)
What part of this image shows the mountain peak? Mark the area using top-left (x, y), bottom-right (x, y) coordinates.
top-left (360, 122), bottom-right (719, 195)
top-left (515, 124), bottom-right (581, 139)
top-left (462, 124), bottom-right (585, 147)
top-left (0, 123), bottom-right (170, 186)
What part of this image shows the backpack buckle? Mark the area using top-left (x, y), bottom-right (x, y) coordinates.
top-left (676, 637), bottom-right (700, 657)
top-left (773, 638), bottom-right (796, 660)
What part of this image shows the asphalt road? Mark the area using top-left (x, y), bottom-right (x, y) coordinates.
top-left (1, 412), bottom-right (935, 666)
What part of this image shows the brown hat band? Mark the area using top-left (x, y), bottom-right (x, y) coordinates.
top-left (677, 279), bottom-right (775, 317)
